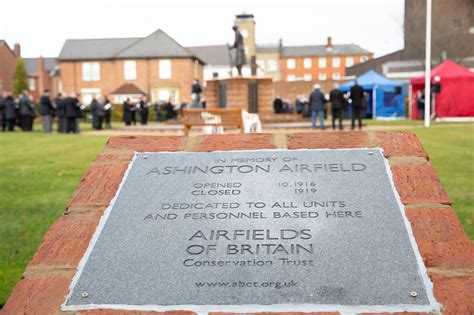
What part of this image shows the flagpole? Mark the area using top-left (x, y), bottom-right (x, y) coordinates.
top-left (424, 0), bottom-right (432, 127)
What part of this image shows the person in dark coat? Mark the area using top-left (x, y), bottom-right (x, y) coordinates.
top-left (90, 98), bottom-right (99, 129)
top-left (74, 94), bottom-right (83, 133)
top-left (94, 96), bottom-right (106, 130)
top-left (138, 95), bottom-right (150, 125)
top-left (123, 98), bottom-right (133, 126)
top-left (309, 84), bottom-right (328, 129)
top-left (154, 102), bottom-right (162, 121)
top-left (104, 96), bottom-right (112, 129)
top-left (0, 92), bottom-right (6, 132)
top-left (349, 81), bottom-right (365, 130)
top-left (131, 102), bottom-right (137, 126)
top-left (65, 93), bottom-right (80, 133)
top-left (191, 79), bottom-right (203, 103)
top-left (55, 93), bottom-right (66, 133)
top-left (164, 98), bottom-right (177, 120)
top-left (416, 90), bottom-right (425, 120)
top-left (40, 90), bottom-right (54, 133)
top-left (329, 84), bottom-right (345, 130)
top-left (19, 92), bottom-right (36, 131)
top-left (3, 92), bottom-right (18, 131)
top-left (295, 95), bottom-right (305, 114)
top-left (273, 96), bottom-right (283, 114)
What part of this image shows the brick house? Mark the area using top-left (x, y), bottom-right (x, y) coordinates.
top-left (0, 41), bottom-right (55, 99)
top-left (57, 29), bottom-right (204, 105)
top-left (0, 41), bottom-right (19, 94)
top-left (24, 56), bottom-right (56, 99)
top-left (280, 37), bottom-right (373, 82)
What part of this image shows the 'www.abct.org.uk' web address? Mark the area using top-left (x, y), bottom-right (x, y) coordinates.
top-left (195, 280), bottom-right (298, 289)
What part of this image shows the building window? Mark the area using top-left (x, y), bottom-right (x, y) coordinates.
top-left (332, 57), bottom-right (340, 67)
top-left (82, 62), bottom-right (100, 81)
top-left (286, 59), bottom-right (296, 69)
top-left (318, 58), bottom-right (327, 68)
top-left (318, 73), bottom-right (327, 81)
top-left (304, 74), bottom-right (312, 81)
top-left (241, 29), bottom-right (249, 38)
top-left (345, 57), bottom-right (354, 67)
top-left (124, 60), bottom-right (137, 80)
top-left (360, 55), bottom-right (369, 63)
top-left (332, 72), bottom-right (341, 80)
top-left (303, 58), bottom-right (312, 69)
top-left (159, 60), bottom-right (172, 79)
top-left (287, 74), bottom-right (296, 81)
top-left (28, 78), bottom-right (36, 91)
top-left (267, 59), bottom-right (277, 71)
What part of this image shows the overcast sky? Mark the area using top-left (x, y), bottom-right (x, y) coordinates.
top-left (2, 0), bottom-right (404, 58)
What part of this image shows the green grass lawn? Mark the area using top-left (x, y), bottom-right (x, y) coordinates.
top-left (0, 123), bottom-right (473, 306)
top-left (410, 126), bottom-right (474, 239)
top-left (0, 131), bottom-right (108, 306)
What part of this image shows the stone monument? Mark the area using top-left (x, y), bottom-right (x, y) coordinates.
top-left (3, 132), bottom-right (474, 315)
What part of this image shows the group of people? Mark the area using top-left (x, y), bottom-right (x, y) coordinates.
top-left (0, 90), bottom-right (87, 133)
top-left (121, 80), bottom-right (203, 126)
top-left (273, 82), bottom-right (367, 130)
top-left (0, 91), bottom-right (36, 132)
top-left (273, 96), bottom-right (295, 114)
top-left (122, 95), bottom-right (152, 126)
top-left (89, 97), bottom-right (113, 130)
top-left (122, 96), bottom-right (179, 126)
top-left (308, 81), bottom-right (366, 130)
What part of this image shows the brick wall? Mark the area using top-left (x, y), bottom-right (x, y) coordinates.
top-left (2, 132), bottom-right (473, 315)
top-left (404, 0), bottom-right (474, 61)
top-left (58, 58), bottom-right (203, 104)
top-left (274, 79), bottom-right (337, 103)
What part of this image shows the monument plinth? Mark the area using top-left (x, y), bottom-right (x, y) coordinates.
top-left (3, 132), bottom-right (474, 315)
top-left (204, 76), bottom-right (274, 115)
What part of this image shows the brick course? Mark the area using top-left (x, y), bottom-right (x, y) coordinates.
top-left (391, 163), bottom-right (451, 205)
top-left (288, 132), bottom-right (369, 149)
top-left (3, 131), bottom-right (473, 315)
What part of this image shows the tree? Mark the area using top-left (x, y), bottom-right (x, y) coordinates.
top-left (13, 58), bottom-right (28, 97)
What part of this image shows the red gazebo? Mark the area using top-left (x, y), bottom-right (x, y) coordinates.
top-left (410, 60), bottom-right (474, 119)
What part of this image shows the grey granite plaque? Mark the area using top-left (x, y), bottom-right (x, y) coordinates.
top-left (63, 149), bottom-right (439, 313)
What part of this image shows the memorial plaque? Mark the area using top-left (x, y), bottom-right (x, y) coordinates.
top-left (63, 149), bottom-right (438, 313)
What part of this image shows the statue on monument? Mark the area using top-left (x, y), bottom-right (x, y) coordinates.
top-left (229, 25), bottom-right (247, 76)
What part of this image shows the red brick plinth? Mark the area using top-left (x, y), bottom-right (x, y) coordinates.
top-left (3, 132), bottom-right (473, 315)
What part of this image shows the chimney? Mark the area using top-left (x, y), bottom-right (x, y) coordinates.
top-left (38, 55), bottom-right (45, 73)
top-left (14, 43), bottom-right (21, 57)
top-left (326, 36), bottom-right (333, 51)
top-left (38, 56), bottom-right (45, 93)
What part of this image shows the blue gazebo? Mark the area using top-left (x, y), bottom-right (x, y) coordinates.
top-left (340, 70), bottom-right (405, 119)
